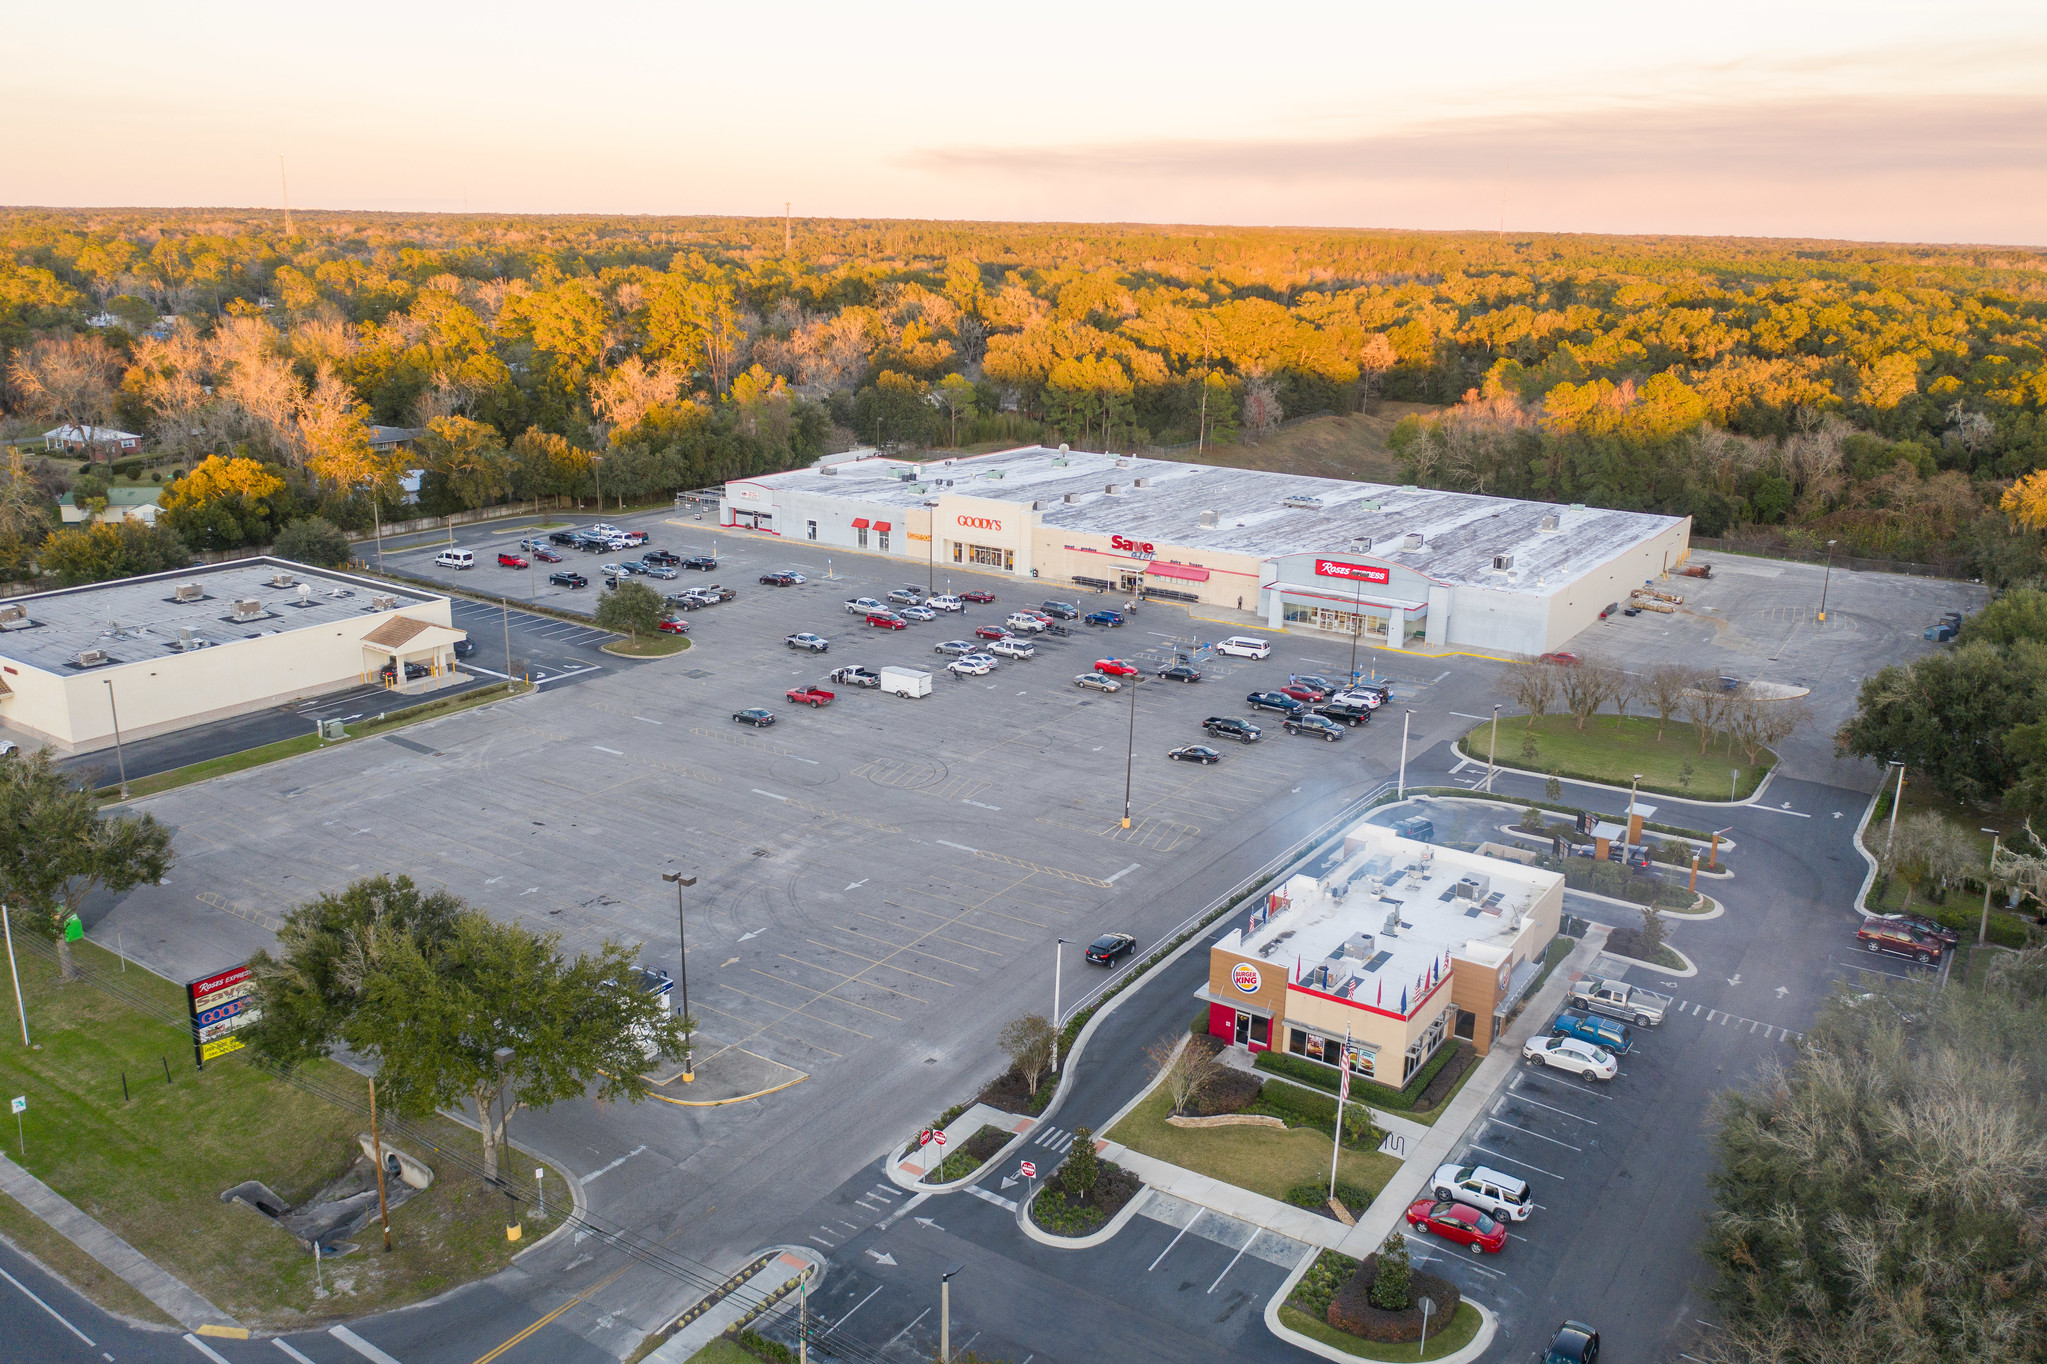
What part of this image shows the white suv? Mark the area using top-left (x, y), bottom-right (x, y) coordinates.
top-left (989, 638), bottom-right (1036, 660)
top-left (926, 594), bottom-right (965, 612)
top-left (1216, 636), bottom-right (1271, 659)
top-left (844, 597), bottom-right (886, 613)
top-left (1332, 689), bottom-right (1385, 709)
top-left (1431, 1163), bottom-right (1533, 1222)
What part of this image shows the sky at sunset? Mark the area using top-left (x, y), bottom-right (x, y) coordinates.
top-left (10, 0), bottom-right (2044, 244)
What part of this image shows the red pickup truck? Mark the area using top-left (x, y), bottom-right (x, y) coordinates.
top-left (786, 685), bottom-right (835, 708)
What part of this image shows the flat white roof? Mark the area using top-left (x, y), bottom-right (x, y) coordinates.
top-left (734, 447), bottom-right (1684, 595)
top-left (0, 558), bottom-right (444, 673)
top-left (1217, 828), bottom-right (1561, 1007)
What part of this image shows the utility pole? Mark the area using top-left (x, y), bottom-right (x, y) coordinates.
top-left (1398, 711), bottom-right (1412, 799)
top-left (798, 1272), bottom-right (808, 1364)
top-left (104, 679), bottom-right (129, 799)
top-left (3, 907), bottom-right (29, 1047)
top-left (369, 1076), bottom-right (392, 1251)
top-left (1818, 539), bottom-right (1837, 624)
top-left (1050, 939), bottom-right (1069, 1073)
top-left (940, 1267), bottom-right (961, 1362)
top-left (1980, 829), bottom-right (2002, 946)
top-left (1486, 705), bottom-right (1499, 794)
top-left (1122, 667), bottom-right (1138, 828)
top-left (502, 597), bottom-right (512, 687)
top-left (1885, 761), bottom-right (1906, 858)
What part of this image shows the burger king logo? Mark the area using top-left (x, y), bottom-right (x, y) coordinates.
top-left (1231, 962), bottom-right (1261, 994)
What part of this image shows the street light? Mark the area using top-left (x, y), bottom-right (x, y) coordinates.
top-left (1122, 667), bottom-right (1138, 829)
top-left (1486, 705), bottom-right (1500, 794)
top-left (492, 1044), bottom-right (518, 1238)
top-left (1980, 828), bottom-right (2002, 947)
top-left (939, 1265), bottom-right (963, 1363)
top-left (590, 455), bottom-right (604, 516)
top-left (662, 871), bottom-right (698, 1081)
top-left (1817, 539), bottom-right (1838, 623)
top-left (103, 679), bottom-right (129, 799)
top-left (1397, 710), bottom-right (1412, 799)
top-left (1050, 938), bottom-right (1070, 1073)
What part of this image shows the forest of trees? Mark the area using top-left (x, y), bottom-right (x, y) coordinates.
top-left (1, 209), bottom-right (2045, 582)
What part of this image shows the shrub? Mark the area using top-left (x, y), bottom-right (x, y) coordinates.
top-left (1255, 1044), bottom-right (1463, 1112)
top-left (1284, 1180), bottom-right (1374, 1216)
top-left (273, 515), bottom-right (351, 568)
top-left (1063, 1125), bottom-right (1099, 1197)
top-left (733, 1328), bottom-right (792, 1362)
top-left (1287, 1250), bottom-right (1360, 1318)
top-left (1369, 1230), bottom-right (1410, 1309)
top-left (1191, 1069), bottom-right (1262, 1116)
top-left (1251, 1077), bottom-right (1379, 1145)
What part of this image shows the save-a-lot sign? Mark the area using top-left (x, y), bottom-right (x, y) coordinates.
top-left (188, 964), bottom-right (261, 1068)
top-left (1314, 560), bottom-right (1391, 584)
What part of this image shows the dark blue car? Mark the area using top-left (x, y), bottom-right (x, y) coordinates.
top-left (1551, 1009), bottom-right (1632, 1055)
top-left (1084, 610), bottom-right (1125, 627)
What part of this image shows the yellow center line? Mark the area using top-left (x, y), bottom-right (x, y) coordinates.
top-left (472, 1265), bottom-right (630, 1364)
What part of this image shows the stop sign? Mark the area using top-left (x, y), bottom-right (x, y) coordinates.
top-left (1020, 1160), bottom-right (1036, 1179)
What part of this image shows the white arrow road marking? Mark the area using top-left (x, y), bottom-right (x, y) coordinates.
top-left (485, 877), bottom-right (502, 884)
top-left (1728, 974), bottom-right (1742, 986)
top-left (521, 887), bottom-right (539, 895)
top-left (914, 1216), bottom-right (944, 1231)
top-left (1832, 811), bottom-right (1843, 818)
top-left (1091, 746), bottom-right (1103, 751)
top-left (845, 879), bottom-right (869, 891)
top-left (751, 789), bottom-right (788, 801)
top-left (737, 928), bottom-right (767, 942)
top-left (962, 800), bottom-right (1002, 811)
top-left (866, 1250), bottom-right (897, 1266)
top-left (593, 745), bottom-right (623, 755)
top-left (1776, 985), bottom-right (1790, 997)
top-left (1105, 863), bottom-right (1142, 883)
top-left (1000, 1176), bottom-right (1018, 1190)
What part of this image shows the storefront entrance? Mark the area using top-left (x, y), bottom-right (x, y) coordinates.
top-left (953, 542), bottom-right (1013, 570)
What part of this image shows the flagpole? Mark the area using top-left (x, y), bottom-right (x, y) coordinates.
top-left (1329, 1027), bottom-right (1352, 1200)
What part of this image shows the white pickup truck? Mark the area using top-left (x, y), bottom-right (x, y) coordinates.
top-left (1567, 976), bottom-right (1670, 1027)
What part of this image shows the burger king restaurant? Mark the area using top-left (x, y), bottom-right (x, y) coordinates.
top-left (1198, 824), bottom-right (1564, 1084)
top-left (721, 445), bottom-right (1688, 656)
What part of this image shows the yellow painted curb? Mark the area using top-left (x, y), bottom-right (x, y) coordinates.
top-left (197, 1325), bottom-right (250, 1339)
top-left (647, 1073), bottom-right (809, 1107)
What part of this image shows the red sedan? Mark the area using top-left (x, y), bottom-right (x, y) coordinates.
top-left (657, 617), bottom-right (689, 634)
top-left (866, 612), bottom-right (908, 631)
top-left (960, 590), bottom-right (997, 603)
top-left (532, 547), bottom-right (563, 563)
top-left (1538, 652), bottom-right (1582, 666)
top-left (1094, 659), bottom-right (1140, 677)
top-left (1280, 683), bottom-right (1328, 703)
top-left (1405, 1198), bottom-right (1506, 1253)
top-left (974, 624), bottom-right (1011, 640)
top-left (497, 552), bottom-right (528, 569)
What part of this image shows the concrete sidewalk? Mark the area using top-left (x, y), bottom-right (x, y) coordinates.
top-left (0, 1150), bottom-right (240, 1330)
top-left (1336, 926), bottom-right (1612, 1259)
top-left (646, 1247), bottom-right (820, 1362)
top-left (1100, 1142), bottom-right (1352, 1251)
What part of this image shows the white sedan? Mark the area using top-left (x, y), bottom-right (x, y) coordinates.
top-left (1522, 1034), bottom-right (1617, 1081)
top-left (948, 656), bottom-right (996, 677)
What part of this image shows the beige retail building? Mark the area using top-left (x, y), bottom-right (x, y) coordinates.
top-left (721, 445), bottom-right (1691, 656)
top-left (0, 559), bottom-right (465, 754)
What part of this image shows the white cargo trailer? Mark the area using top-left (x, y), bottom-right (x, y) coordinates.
top-left (879, 666), bottom-right (932, 699)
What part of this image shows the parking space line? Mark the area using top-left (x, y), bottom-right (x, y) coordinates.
top-left (734, 975), bottom-right (895, 1026)
top-left (859, 913), bottom-right (1007, 956)
top-left (1498, 1094), bottom-right (1599, 1124)
top-left (823, 1285), bottom-right (884, 1336)
top-left (695, 1000), bottom-right (847, 1057)
top-left (884, 900), bottom-right (1028, 943)
top-left (883, 1308), bottom-right (932, 1351)
top-left (804, 938), bottom-right (958, 988)
top-left (835, 924), bottom-right (985, 971)
top-left (1148, 1220), bottom-right (1192, 1271)
top-left (769, 959), bottom-right (924, 1009)
top-left (1207, 1236), bottom-right (1254, 1294)
top-left (1483, 1118), bottom-right (1581, 1150)
top-left (1466, 1145), bottom-right (1565, 1180)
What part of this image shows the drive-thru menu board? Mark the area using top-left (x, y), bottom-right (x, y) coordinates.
top-left (188, 964), bottom-right (260, 1068)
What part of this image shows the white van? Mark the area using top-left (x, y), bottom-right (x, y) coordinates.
top-left (1216, 636), bottom-right (1270, 659)
top-left (435, 549), bottom-right (475, 570)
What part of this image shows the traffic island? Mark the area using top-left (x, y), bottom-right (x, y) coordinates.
top-left (1456, 714), bottom-right (1776, 801)
top-left (1106, 1086), bottom-right (1399, 1206)
top-left (1275, 1247), bottom-right (1485, 1361)
top-left (645, 1046), bottom-right (807, 1107)
top-left (1025, 1150), bottom-right (1143, 1238)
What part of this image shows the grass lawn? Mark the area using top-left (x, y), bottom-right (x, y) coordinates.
top-left (0, 938), bottom-right (565, 1330)
top-left (1459, 714), bottom-right (1773, 800)
top-left (1278, 1302), bottom-right (1482, 1361)
top-left (1108, 1088), bottom-right (1399, 1205)
top-left (602, 633), bottom-right (691, 658)
top-left (678, 1341), bottom-right (755, 1364)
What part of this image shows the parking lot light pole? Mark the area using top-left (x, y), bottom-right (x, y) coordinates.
top-left (1486, 705), bottom-right (1499, 793)
top-left (662, 871), bottom-right (698, 1080)
top-left (1884, 760), bottom-right (1906, 858)
top-left (1398, 711), bottom-right (1412, 799)
top-left (1818, 539), bottom-right (1838, 623)
top-left (492, 1045), bottom-right (518, 1237)
top-left (1050, 938), bottom-right (1070, 1073)
top-left (1122, 667), bottom-right (1138, 829)
top-left (590, 455), bottom-right (604, 516)
top-left (1980, 829), bottom-right (2002, 946)
top-left (940, 1266), bottom-right (962, 1363)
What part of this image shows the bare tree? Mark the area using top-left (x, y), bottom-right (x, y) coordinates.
top-left (1679, 682), bottom-right (1728, 755)
top-left (1726, 697), bottom-right (1811, 766)
top-left (8, 335), bottom-right (120, 459)
top-left (1240, 373), bottom-right (1282, 442)
top-left (1145, 1035), bottom-right (1221, 1117)
top-left (1609, 668), bottom-right (1638, 727)
top-left (1559, 659), bottom-right (1620, 731)
top-left (1358, 333), bottom-right (1396, 412)
top-left (1643, 664), bottom-right (1699, 741)
top-left (1507, 662), bottom-right (1562, 726)
top-left (998, 1013), bottom-right (1056, 1098)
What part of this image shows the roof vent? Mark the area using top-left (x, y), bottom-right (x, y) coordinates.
top-left (370, 594), bottom-right (398, 610)
top-left (1134, 477), bottom-right (1150, 488)
top-left (173, 582), bottom-right (205, 602)
top-left (1351, 538), bottom-right (1373, 553)
top-left (230, 599), bottom-right (264, 621)
top-left (267, 570), bottom-right (295, 588)
top-left (1115, 458), bottom-right (1133, 469)
top-left (1569, 503), bottom-right (1587, 512)
top-left (1198, 509), bottom-right (1218, 528)
top-left (1401, 485), bottom-right (1419, 493)
top-left (1538, 513), bottom-right (1560, 532)
top-left (1105, 484), bottom-right (1121, 495)
top-left (1492, 553), bottom-right (1514, 571)
top-left (1402, 533), bottom-right (1424, 551)
top-left (73, 648), bottom-right (108, 668)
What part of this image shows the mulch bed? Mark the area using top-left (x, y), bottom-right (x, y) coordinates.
top-left (1190, 1069), bottom-right (1263, 1116)
top-left (1327, 1256), bottom-right (1463, 1341)
top-left (1411, 1043), bottom-right (1477, 1112)
top-left (1604, 927), bottom-right (1685, 969)
top-left (1027, 1161), bottom-right (1143, 1238)
top-left (976, 1068), bottom-right (1049, 1115)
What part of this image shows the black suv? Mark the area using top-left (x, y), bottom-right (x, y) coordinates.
top-left (1039, 600), bottom-right (1080, 619)
top-left (681, 556), bottom-right (719, 571)
top-left (643, 549), bottom-right (681, 566)
top-left (1315, 702), bottom-right (1373, 726)
top-left (1086, 933), bottom-right (1137, 965)
top-left (548, 530), bottom-right (579, 546)
top-left (1203, 715), bottom-right (1263, 743)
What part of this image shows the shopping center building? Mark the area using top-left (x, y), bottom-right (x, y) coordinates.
top-left (1198, 825), bottom-right (1565, 1082)
top-left (721, 446), bottom-right (1690, 655)
top-left (0, 559), bottom-right (465, 754)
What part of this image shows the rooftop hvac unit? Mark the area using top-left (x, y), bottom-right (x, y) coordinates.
top-left (268, 571), bottom-right (295, 588)
top-left (909, 483), bottom-right (926, 494)
top-left (1115, 457), bottom-right (1133, 468)
top-left (1569, 503), bottom-right (1587, 512)
top-left (1281, 494), bottom-right (1324, 511)
top-left (1064, 492), bottom-right (1080, 503)
top-left (1133, 477), bottom-right (1149, 488)
top-left (1454, 874), bottom-right (1493, 901)
top-left (1351, 538), bottom-right (1374, 553)
top-left (74, 649), bottom-right (107, 668)
top-left (1401, 484), bottom-right (1419, 493)
top-left (1050, 458), bottom-right (1068, 467)
top-left (230, 599), bottom-right (264, 621)
top-left (1493, 553), bottom-right (1514, 571)
top-left (819, 464), bottom-right (837, 474)
top-left (1359, 499), bottom-right (1383, 512)
top-left (1104, 484), bottom-right (1121, 495)
top-left (370, 594), bottom-right (397, 610)
top-left (174, 627), bottom-right (208, 651)
top-left (1031, 500), bottom-right (1046, 511)
top-left (1199, 509), bottom-right (1218, 528)
top-left (173, 582), bottom-right (205, 602)
top-left (0, 604), bottom-right (24, 631)
top-left (1538, 513), bottom-right (1560, 532)
top-left (1403, 533), bottom-right (1424, 550)
top-left (983, 470), bottom-right (1004, 479)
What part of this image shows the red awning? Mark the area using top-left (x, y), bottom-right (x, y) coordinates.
top-left (851, 517), bottom-right (870, 529)
top-left (873, 521), bottom-right (892, 532)
top-left (1146, 562), bottom-right (1210, 582)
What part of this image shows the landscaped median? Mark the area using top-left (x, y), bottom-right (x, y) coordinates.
top-left (1277, 1248), bottom-right (1485, 1361)
top-left (1457, 714), bottom-right (1776, 801)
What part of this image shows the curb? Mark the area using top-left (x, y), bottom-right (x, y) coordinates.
top-left (1013, 1177), bottom-right (1155, 1250)
top-left (1596, 942), bottom-right (1698, 977)
top-left (1261, 1245), bottom-right (1500, 1364)
top-left (1491, 824), bottom-right (1736, 875)
top-left (1850, 783), bottom-right (1885, 918)
top-left (1449, 743), bottom-right (1780, 809)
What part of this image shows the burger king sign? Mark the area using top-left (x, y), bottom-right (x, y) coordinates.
top-left (1231, 962), bottom-right (1262, 994)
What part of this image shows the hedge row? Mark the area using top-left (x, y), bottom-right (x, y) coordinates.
top-left (1255, 1040), bottom-right (1463, 1112)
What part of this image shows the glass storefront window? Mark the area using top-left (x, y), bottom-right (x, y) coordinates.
top-left (878, 532), bottom-right (890, 551)
top-left (857, 528), bottom-right (868, 548)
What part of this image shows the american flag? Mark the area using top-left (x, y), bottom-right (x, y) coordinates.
top-left (1338, 1031), bottom-right (1353, 1103)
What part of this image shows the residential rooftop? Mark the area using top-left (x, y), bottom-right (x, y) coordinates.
top-left (735, 446), bottom-right (1685, 595)
top-left (1215, 829), bottom-right (1562, 1007)
top-left (0, 558), bottom-right (444, 673)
